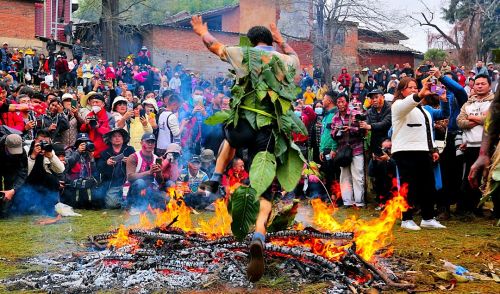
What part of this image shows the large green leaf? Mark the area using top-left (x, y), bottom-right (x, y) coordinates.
top-left (278, 98), bottom-right (291, 113)
top-left (256, 113), bottom-right (272, 128)
top-left (277, 148), bottom-right (303, 192)
top-left (229, 186), bottom-right (259, 241)
top-left (262, 67), bottom-right (281, 92)
top-left (290, 142), bottom-right (308, 163)
top-left (249, 151), bottom-right (277, 196)
top-left (245, 48), bottom-right (263, 88)
top-left (257, 90), bottom-right (268, 100)
top-left (289, 110), bottom-right (308, 135)
top-left (239, 36), bottom-right (253, 47)
top-left (273, 130), bottom-right (287, 158)
top-left (243, 109), bottom-right (257, 130)
top-left (268, 90), bottom-right (279, 102)
top-left (204, 110), bottom-right (231, 125)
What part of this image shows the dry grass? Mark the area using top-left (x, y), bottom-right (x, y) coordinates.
top-left (0, 204), bottom-right (498, 293)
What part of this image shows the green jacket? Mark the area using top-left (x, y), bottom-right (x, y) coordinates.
top-left (320, 107), bottom-right (338, 153)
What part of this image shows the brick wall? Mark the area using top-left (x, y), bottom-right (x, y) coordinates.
top-left (143, 26), bottom-right (314, 79)
top-left (221, 6), bottom-right (240, 33)
top-left (0, 0), bottom-right (36, 40)
top-left (358, 51), bottom-right (415, 68)
top-left (330, 25), bottom-right (359, 75)
top-left (239, 0), bottom-right (276, 33)
top-left (35, 2), bottom-right (43, 36)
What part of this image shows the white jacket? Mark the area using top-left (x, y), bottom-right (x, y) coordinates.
top-left (391, 94), bottom-right (436, 154)
top-left (456, 93), bottom-right (494, 147)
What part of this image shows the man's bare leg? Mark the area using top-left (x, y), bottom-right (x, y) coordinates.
top-left (247, 198), bottom-right (272, 282)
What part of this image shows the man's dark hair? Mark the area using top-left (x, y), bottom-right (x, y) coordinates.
top-left (162, 90), bottom-right (173, 101)
top-left (474, 74), bottom-right (492, 85)
top-left (444, 71), bottom-right (458, 83)
top-left (193, 86), bottom-right (204, 93)
top-left (324, 90), bottom-right (337, 100)
top-left (19, 86), bottom-right (34, 98)
top-left (333, 94), bottom-right (347, 104)
top-left (247, 26), bottom-right (273, 46)
top-left (168, 94), bottom-right (182, 105)
top-left (33, 91), bottom-right (45, 101)
top-left (36, 130), bottom-right (51, 139)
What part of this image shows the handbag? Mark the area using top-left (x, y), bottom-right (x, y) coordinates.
top-left (335, 144), bottom-right (353, 167)
top-left (435, 127), bottom-right (447, 154)
top-left (334, 114), bottom-right (353, 167)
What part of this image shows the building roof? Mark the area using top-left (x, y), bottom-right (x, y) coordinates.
top-left (358, 28), bottom-right (408, 41)
top-left (358, 41), bottom-right (421, 54)
top-left (165, 4), bottom-right (240, 27)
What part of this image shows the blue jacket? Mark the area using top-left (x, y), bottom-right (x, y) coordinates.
top-left (439, 75), bottom-right (467, 132)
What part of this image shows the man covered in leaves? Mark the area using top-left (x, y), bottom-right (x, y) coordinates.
top-left (191, 16), bottom-right (306, 282)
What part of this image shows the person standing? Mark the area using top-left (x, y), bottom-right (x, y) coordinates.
top-left (391, 77), bottom-right (446, 230)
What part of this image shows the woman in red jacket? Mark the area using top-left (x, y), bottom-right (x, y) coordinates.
top-left (338, 67), bottom-right (351, 89)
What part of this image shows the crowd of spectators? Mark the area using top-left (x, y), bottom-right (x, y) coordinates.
top-left (0, 40), bottom-right (498, 229)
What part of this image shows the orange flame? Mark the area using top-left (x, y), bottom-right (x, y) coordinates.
top-left (108, 225), bottom-right (138, 249)
top-left (197, 199), bottom-right (232, 237)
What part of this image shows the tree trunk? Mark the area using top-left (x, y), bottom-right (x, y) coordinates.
top-left (101, 0), bottom-right (119, 62)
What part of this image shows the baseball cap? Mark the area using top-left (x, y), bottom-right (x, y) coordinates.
top-left (166, 143), bottom-right (181, 154)
top-left (367, 89), bottom-right (384, 97)
top-left (390, 74), bottom-right (397, 78)
top-left (141, 133), bottom-right (156, 142)
top-left (5, 134), bottom-right (23, 155)
top-left (200, 149), bottom-right (215, 163)
top-left (189, 155), bottom-right (201, 164)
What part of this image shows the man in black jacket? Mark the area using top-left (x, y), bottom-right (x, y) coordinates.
top-left (97, 128), bottom-right (135, 208)
top-left (359, 89), bottom-right (393, 207)
top-left (72, 39), bottom-right (84, 64)
top-left (0, 134), bottom-right (28, 217)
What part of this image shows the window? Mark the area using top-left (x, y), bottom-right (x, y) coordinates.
top-left (335, 27), bottom-right (345, 45)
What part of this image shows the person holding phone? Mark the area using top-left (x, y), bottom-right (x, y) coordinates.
top-left (111, 96), bottom-right (134, 130)
top-left (98, 128), bottom-right (135, 208)
top-left (157, 94), bottom-right (188, 156)
top-left (126, 133), bottom-right (168, 212)
top-left (61, 93), bottom-right (82, 148)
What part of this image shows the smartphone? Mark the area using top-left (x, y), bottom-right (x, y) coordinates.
top-left (139, 109), bottom-right (146, 118)
top-left (113, 153), bottom-right (124, 163)
top-left (71, 99), bottom-right (77, 108)
top-left (36, 119), bottom-right (43, 128)
top-left (77, 85), bottom-right (83, 93)
top-left (155, 158), bottom-right (162, 166)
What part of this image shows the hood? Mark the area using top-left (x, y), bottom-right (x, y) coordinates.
top-left (468, 92), bottom-right (495, 103)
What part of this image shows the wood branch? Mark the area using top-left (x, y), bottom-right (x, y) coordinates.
top-left (416, 12), bottom-right (461, 49)
top-left (117, 0), bottom-right (147, 16)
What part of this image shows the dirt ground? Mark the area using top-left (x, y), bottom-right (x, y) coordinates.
top-left (0, 202), bottom-right (498, 293)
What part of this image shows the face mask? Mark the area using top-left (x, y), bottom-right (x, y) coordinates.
top-left (92, 106), bottom-right (101, 113)
top-left (315, 107), bottom-right (324, 115)
top-left (294, 110), bottom-right (302, 117)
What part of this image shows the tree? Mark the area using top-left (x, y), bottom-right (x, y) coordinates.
top-left (410, 0), bottom-right (499, 66)
top-left (75, 0), bottom-right (238, 61)
top-left (278, 0), bottom-right (399, 82)
top-left (424, 48), bottom-right (448, 63)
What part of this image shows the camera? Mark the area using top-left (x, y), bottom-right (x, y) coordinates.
top-left (166, 152), bottom-right (180, 162)
top-left (418, 65), bottom-right (430, 73)
top-left (88, 117), bottom-right (98, 128)
top-left (39, 140), bottom-right (53, 152)
top-left (355, 114), bottom-right (367, 121)
top-left (85, 142), bottom-right (95, 152)
top-left (334, 128), bottom-right (344, 139)
top-left (325, 154), bottom-right (332, 161)
top-left (381, 147), bottom-right (391, 156)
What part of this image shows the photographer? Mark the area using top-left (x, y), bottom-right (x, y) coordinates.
top-left (14, 130), bottom-right (64, 215)
top-left (0, 134), bottom-right (28, 217)
top-left (368, 138), bottom-right (396, 210)
top-left (36, 98), bottom-right (69, 143)
top-left (80, 93), bottom-right (115, 159)
top-left (62, 133), bottom-right (100, 209)
top-left (360, 89), bottom-right (392, 156)
top-left (161, 143), bottom-right (182, 187)
top-left (111, 96), bottom-right (133, 130)
top-left (331, 94), bottom-right (365, 208)
top-left (97, 128), bottom-right (135, 209)
top-left (126, 133), bottom-right (167, 211)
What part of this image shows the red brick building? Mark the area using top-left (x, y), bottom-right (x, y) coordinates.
top-left (0, 0), bottom-right (72, 49)
top-left (142, 0), bottom-right (314, 77)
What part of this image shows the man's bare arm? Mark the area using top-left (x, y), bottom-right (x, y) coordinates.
top-left (191, 15), bottom-right (225, 57)
top-left (270, 23), bottom-right (297, 56)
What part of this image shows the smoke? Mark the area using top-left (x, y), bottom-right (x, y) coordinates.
top-left (9, 184), bottom-right (59, 217)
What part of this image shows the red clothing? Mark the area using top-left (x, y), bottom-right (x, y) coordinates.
top-left (0, 111), bottom-right (24, 131)
top-left (293, 106), bottom-right (316, 143)
top-left (105, 66), bottom-right (116, 80)
top-left (338, 68), bottom-right (351, 88)
top-left (80, 109), bottom-right (113, 158)
top-left (55, 59), bottom-right (70, 75)
top-left (457, 74), bottom-right (466, 87)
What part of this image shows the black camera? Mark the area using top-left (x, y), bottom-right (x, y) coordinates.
top-left (85, 142), bottom-right (95, 152)
top-left (88, 117), bottom-right (98, 128)
top-left (382, 147), bottom-right (391, 156)
top-left (39, 140), bottom-right (53, 152)
top-left (355, 114), bottom-right (367, 121)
